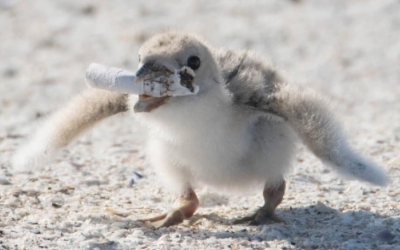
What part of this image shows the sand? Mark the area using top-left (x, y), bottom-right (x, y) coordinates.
top-left (1, 0), bottom-right (399, 249)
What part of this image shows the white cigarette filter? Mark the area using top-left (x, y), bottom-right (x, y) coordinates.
top-left (85, 63), bottom-right (199, 97)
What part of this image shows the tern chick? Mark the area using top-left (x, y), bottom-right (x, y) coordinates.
top-left (13, 31), bottom-right (389, 227)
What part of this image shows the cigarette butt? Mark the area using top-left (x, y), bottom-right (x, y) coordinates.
top-left (85, 63), bottom-right (140, 94)
top-left (85, 63), bottom-right (199, 97)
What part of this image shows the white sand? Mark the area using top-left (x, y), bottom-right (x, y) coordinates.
top-left (1, 0), bottom-right (399, 249)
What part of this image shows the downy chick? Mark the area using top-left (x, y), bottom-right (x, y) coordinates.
top-left (13, 31), bottom-right (389, 227)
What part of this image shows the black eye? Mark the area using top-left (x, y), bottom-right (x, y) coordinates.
top-left (187, 56), bottom-right (201, 70)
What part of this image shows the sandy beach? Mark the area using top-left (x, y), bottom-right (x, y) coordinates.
top-left (1, 0), bottom-right (399, 249)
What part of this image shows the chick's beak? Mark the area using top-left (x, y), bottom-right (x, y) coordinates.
top-left (133, 62), bottom-right (172, 113)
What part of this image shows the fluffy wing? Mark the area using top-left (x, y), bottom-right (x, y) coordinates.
top-left (12, 89), bottom-right (128, 172)
top-left (215, 49), bottom-right (389, 186)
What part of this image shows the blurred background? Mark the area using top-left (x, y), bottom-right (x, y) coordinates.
top-left (1, 0), bottom-right (400, 249)
top-left (1, 0), bottom-right (399, 127)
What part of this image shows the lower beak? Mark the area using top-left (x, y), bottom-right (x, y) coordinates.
top-left (134, 95), bottom-right (169, 113)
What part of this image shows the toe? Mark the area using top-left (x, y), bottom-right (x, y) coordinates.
top-left (233, 208), bottom-right (284, 226)
top-left (232, 214), bottom-right (256, 225)
top-left (251, 212), bottom-right (284, 225)
top-left (153, 210), bottom-right (185, 228)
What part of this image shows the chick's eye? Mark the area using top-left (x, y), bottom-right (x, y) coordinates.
top-left (187, 56), bottom-right (201, 70)
top-left (138, 54), bottom-right (141, 62)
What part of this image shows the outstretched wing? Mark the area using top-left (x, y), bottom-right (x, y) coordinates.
top-left (215, 49), bottom-right (389, 186)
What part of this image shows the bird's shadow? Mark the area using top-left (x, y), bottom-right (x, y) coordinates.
top-left (88, 204), bottom-right (399, 249)
top-left (148, 205), bottom-right (398, 248)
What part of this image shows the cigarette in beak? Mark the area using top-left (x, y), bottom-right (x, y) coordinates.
top-left (85, 63), bottom-right (199, 97)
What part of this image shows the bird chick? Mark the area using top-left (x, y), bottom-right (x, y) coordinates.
top-left (13, 31), bottom-right (389, 228)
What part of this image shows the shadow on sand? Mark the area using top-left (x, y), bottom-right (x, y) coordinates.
top-left (89, 204), bottom-right (399, 249)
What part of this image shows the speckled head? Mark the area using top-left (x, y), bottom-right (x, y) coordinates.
top-left (134, 31), bottom-right (222, 112)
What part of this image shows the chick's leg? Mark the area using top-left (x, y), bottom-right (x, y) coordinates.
top-left (139, 187), bottom-right (199, 228)
top-left (233, 180), bottom-right (285, 225)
